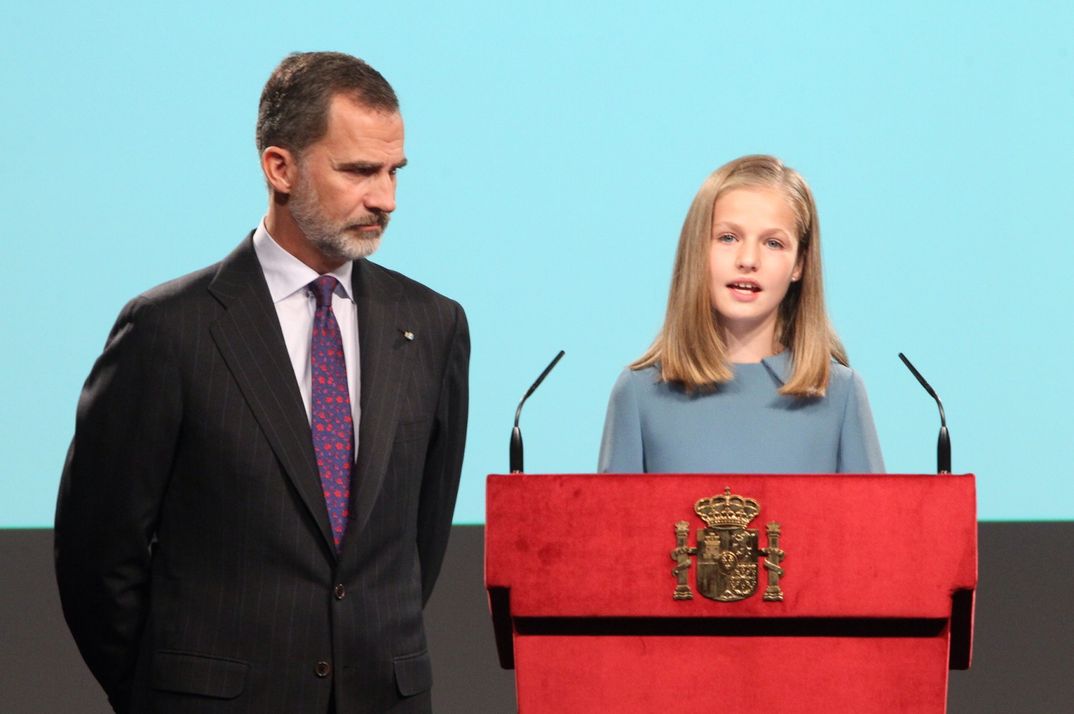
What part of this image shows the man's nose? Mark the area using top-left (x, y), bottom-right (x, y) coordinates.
top-left (366, 173), bottom-right (397, 214)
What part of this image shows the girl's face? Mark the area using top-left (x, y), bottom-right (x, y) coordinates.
top-left (708, 186), bottom-right (802, 341)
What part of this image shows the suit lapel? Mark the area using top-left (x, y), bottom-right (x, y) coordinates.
top-left (349, 260), bottom-right (414, 541)
top-left (207, 237), bottom-right (337, 557)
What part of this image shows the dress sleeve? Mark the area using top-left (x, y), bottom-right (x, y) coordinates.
top-left (837, 369), bottom-right (885, 473)
top-left (598, 369), bottom-right (645, 473)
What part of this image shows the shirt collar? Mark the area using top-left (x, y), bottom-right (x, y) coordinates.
top-left (252, 219), bottom-right (354, 303)
top-left (760, 350), bottom-right (792, 385)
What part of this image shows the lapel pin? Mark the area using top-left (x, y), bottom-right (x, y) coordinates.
top-left (401, 330), bottom-right (415, 341)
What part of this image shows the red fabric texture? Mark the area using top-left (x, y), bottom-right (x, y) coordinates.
top-left (487, 474), bottom-right (976, 618)
top-left (515, 634), bottom-right (949, 713)
top-left (485, 473), bottom-right (977, 713)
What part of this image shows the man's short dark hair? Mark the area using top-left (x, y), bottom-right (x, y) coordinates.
top-left (256, 51), bottom-right (399, 155)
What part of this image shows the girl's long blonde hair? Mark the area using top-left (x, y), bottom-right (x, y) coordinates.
top-left (633, 155), bottom-right (847, 397)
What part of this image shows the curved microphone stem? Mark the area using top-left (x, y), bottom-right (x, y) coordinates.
top-left (898, 353), bottom-right (952, 474)
top-left (510, 350), bottom-right (566, 473)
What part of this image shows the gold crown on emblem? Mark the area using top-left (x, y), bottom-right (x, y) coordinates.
top-left (694, 487), bottom-right (760, 528)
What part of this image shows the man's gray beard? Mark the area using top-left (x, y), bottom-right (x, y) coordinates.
top-left (307, 225), bottom-right (382, 262)
top-left (289, 181), bottom-right (384, 261)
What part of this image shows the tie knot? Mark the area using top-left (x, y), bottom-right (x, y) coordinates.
top-left (310, 276), bottom-right (340, 308)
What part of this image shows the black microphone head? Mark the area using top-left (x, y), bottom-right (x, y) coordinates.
top-left (938, 425), bottom-right (951, 474)
top-left (510, 426), bottom-right (524, 473)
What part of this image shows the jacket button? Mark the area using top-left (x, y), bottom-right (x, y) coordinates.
top-left (334, 584), bottom-right (346, 600)
top-left (315, 660), bottom-right (331, 678)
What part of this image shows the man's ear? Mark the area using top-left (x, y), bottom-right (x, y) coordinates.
top-left (261, 146), bottom-right (297, 194)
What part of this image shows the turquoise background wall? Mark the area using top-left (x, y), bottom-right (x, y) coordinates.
top-left (4, 1), bottom-right (1072, 524)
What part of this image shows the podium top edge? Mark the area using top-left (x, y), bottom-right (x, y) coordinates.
top-left (486, 472), bottom-right (977, 479)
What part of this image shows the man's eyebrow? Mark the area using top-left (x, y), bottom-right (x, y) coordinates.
top-left (334, 159), bottom-right (408, 171)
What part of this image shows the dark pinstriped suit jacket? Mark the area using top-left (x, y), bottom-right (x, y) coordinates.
top-left (55, 236), bottom-right (469, 713)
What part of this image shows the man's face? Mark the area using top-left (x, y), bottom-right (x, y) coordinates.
top-left (288, 95), bottom-right (406, 262)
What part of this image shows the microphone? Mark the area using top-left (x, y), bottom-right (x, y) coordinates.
top-left (510, 350), bottom-right (565, 473)
top-left (898, 353), bottom-right (951, 474)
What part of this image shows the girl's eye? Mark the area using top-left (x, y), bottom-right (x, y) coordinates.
top-left (764, 238), bottom-right (785, 250)
top-left (716, 233), bottom-right (737, 244)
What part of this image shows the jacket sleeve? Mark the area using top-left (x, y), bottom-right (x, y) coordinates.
top-left (54, 296), bottom-right (182, 712)
top-left (416, 300), bottom-right (470, 605)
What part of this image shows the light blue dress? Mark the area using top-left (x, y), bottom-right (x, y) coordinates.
top-left (598, 351), bottom-right (884, 474)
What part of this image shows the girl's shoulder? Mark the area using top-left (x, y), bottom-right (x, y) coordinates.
top-left (828, 360), bottom-right (870, 399)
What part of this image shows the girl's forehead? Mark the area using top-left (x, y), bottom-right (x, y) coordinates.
top-left (714, 183), bottom-right (806, 234)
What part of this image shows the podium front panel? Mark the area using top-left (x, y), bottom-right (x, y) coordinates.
top-left (487, 474), bottom-right (976, 619)
top-left (486, 474), bottom-right (977, 713)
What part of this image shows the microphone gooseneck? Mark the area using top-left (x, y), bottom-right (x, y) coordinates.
top-left (898, 352), bottom-right (951, 474)
top-left (510, 350), bottom-right (565, 473)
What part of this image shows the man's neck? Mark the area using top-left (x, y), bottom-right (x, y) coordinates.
top-left (264, 202), bottom-right (346, 274)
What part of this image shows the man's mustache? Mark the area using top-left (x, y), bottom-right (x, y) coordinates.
top-left (351, 212), bottom-right (390, 231)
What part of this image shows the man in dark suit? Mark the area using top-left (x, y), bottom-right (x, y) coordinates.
top-left (55, 52), bottom-right (469, 713)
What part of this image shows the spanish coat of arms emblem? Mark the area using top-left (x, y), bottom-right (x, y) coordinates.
top-left (671, 487), bottom-right (785, 602)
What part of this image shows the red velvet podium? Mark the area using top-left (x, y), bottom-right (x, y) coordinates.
top-left (485, 474), bottom-right (976, 713)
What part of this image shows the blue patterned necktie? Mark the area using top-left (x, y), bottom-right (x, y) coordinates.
top-left (309, 276), bottom-right (353, 550)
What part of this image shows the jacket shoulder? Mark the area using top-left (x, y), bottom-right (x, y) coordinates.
top-left (106, 263), bottom-right (224, 343)
top-left (138, 263), bottom-right (220, 306)
top-left (360, 260), bottom-right (462, 310)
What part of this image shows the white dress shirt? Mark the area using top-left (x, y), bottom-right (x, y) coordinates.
top-left (252, 221), bottom-right (360, 458)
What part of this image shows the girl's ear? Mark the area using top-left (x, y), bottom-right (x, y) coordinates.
top-left (790, 237), bottom-right (807, 282)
